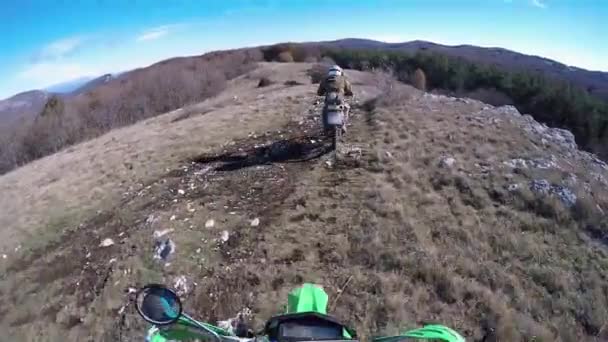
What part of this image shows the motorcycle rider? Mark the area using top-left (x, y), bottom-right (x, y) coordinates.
top-left (317, 65), bottom-right (353, 134)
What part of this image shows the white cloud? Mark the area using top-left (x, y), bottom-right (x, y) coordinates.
top-left (532, 0), bottom-right (547, 8)
top-left (18, 62), bottom-right (99, 89)
top-left (136, 26), bottom-right (171, 42)
top-left (36, 36), bottom-right (84, 61)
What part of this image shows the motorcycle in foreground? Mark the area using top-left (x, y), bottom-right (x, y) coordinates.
top-left (136, 283), bottom-right (465, 342)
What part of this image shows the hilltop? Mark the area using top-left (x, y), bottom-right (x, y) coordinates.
top-left (2, 40), bottom-right (607, 177)
top-left (0, 62), bottom-right (607, 341)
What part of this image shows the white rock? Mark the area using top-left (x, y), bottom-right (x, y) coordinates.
top-left (507, 184), bottom-right (520, 192)
top-left (153, 239), bottom-right (175, 261)
top-left (205, 219), bottom-right (215, 228)
top-left (220, 230), bottom-right (230, 243)
top-left (439, 156), bottom-right (456, 168)
top-left (99, 238), bottom-right (115, 247)
top-left (153, 228), bottom-right (174, 239)
top-left (251, 218), bottom-right (260, 227)
top-left (178, 189), bottom-right (185, 195)
top-left (173, 275), bottom-right (191, 296)
top-left (146, 214), bottom-right (157, 224)
top-left (170, 215), bottom-right (177, 221)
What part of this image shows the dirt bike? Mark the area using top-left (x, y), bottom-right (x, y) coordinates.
top-left (322, 92), bottom-right (350, 164)
top-left (136, 283), bottom-right (465, 342)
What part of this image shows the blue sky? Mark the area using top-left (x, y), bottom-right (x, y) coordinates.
top-left (0, 0), bottom-right (606, 99)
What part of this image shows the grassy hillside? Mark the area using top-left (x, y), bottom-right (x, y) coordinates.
top-left (2, 40), bottom-right (607, 176)
top-left (0, 64), bottom-right (607, 341)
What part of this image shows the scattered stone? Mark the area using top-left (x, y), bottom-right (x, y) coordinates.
top-left (220, 230), bottom-right (230, 243)
top-left (146, 214), bottom-right (158, 225)
top-left (173, 275), bottom-right (191, 296)
top-left (529, 179), bottom-right (551, 195)
top-left (529, 179), bottom-right (577, 207)
top-left (170, 215), bottom-right (177, 221)
top-left (564, 173), bottom-right (578, 187)
top-left (496, 105), bottom-right (521, 117)
top-left (218, 308), bottom-right (253, 336)
top-left (153, 228), bottom-right (174, 239)
top-left (153, 239), bottom-right (175, 261)
top-left (177, 189), bottom-right (185, 195)
top-left (251, 218), bottom-right (260, 227)
top-left (507, 184), bottom-right (520, 192)
top-left (205, 219), bottom-right (215, 228)
top-left (551, 185), bottom-right (577, 207)
top-left (587, 153), bottom-right (608, 170)
top-left (99, 238), bottom-right (115, 247)
top-left (439, 156), bottom-right (456, 168)
top-left (592, 173), bottom-right (608, 186)
top-left (503, 156), bottom-right (558, 170)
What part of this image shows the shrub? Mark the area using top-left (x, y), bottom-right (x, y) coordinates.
top-left (308, 64), bottom-right (328, 84)
top-left (411, 68), bottom-right (427, 91)
top-left (277, 51), bottom-right (294, 63)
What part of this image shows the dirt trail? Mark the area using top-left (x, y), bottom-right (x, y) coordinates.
top-left (0, 73), bottom-right (381, 341)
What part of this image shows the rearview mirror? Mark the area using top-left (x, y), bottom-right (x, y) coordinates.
top-left (135, 284), bottom-right (183, 325)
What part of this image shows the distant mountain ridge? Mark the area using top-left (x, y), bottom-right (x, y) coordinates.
top-left (70, 73), bottom-right (115, 95)
top-left (0, 90), bottom-right (49, 127)
top-left (317, 39), bottom-right (608, 100)
top-left (45, 76), bottom-right (97, 94)
top-left (1, 38), bottom-right (607, 129)
top-left (0, 73), bottom-right (119, 127)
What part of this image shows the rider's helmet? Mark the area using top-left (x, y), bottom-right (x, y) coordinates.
top-left (327, 65), bottom-right (342, 77)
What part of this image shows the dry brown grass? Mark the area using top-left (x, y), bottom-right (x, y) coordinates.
top-left (0, 49), bottom-right (263, 175)
top-left (1, 64), bottom-right (608, 342)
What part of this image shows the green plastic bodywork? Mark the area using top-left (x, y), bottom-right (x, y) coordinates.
top-left (145, 283), bottom-right (465, 342)
top-left (287, 283), bottom-right (328, 314)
